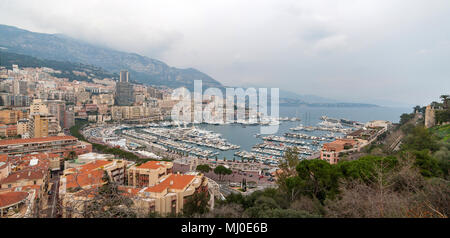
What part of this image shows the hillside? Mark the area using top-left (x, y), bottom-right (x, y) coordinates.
top-left (0, 51), bottom-right (115, 82)
top-left (0, 24), bottom-right (223, 89)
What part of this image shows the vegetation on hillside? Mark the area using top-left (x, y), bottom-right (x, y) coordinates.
top-left (431, 124), bottom-right (450, 142)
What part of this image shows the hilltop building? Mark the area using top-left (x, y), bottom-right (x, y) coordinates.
top-left (320, 139), bottom-right (359, 164)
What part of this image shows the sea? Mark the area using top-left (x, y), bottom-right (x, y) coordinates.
top-left (195, 105), bottom-right (410, 160)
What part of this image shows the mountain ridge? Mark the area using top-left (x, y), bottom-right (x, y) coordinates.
top-left (0, 24), bottom-right (222, 90)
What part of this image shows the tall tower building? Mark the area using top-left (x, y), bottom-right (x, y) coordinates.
top-left (120, 70), bottom-right (129, 83)
top-left (115, 70), bottom-right (134, 106)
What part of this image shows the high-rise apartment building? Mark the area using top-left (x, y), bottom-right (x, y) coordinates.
top-left (28, 114), bottom-right (49, 138)
top-left (30, 99), bottom-right (49, 115)
top-left (115, 70), bottom-right (134, 106)
top-left (46, 100), bottom-right (65, 128)
top-left (12, 80), bottom-right (27, 96)
top-left (28, 114), bottom-right (60, 138)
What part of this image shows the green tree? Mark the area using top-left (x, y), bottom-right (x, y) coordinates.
top-left (196, 164), bottom-right (212, 174)
top-left (182, 191), bottom-right (210, 217)
top-left (338, 155), bottom-right (398, 184)
top-left (399, 113), bottom-right (414, 125)
top-left (276, 148), bottom-right (301, 200)
top-left (411, 150), bottom-right (442, 178)
top-left (296, 159), bottom-right (341, 202)
top-left (214, 165), bottom-right (232, 181)
top-left (435, 110), bottom-right (450, 124)
top-left (434, 146), bottom-right (450, 179)
top-left (401, 126), bottom-right (440, 152)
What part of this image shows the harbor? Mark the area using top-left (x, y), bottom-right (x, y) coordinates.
top-left (79, 104), bottom-right (407, 174)
top-left (80, 116), bottom-right (344, 168)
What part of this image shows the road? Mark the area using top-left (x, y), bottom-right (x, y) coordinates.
top-left (46, 171), bottom-right (60, 218)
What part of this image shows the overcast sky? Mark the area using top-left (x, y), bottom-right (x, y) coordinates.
top-left (1, 0), bottom-right (450, 106)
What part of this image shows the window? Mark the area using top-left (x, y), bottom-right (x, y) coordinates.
top-left (171, 200), bottom-right (177, 214)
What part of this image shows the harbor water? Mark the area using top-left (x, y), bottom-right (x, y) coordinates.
top-left (195, 105), bottom-right (409, 160)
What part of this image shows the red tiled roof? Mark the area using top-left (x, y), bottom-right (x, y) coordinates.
top-left (0, 191), bottom-right (28, 208)
top-left (0, 154), bottom-right (7, 163)
top-left (323, 139), bottom-right (358, 152)
top-left (13, 153), bottom-right (58, 168)
top-left (78, 160), bottom-right (113, 173)
top-left (0, 169), bottom-right (46, 184)
top-left (64, 160), bottom-right (113, 190)
top-left (136, 161), bottom-right (169, 170)
top-left (144, 174), bottom-right (195, 193)
top-left (65, 169), bottom-right (104, 189)
top-left (0, 136), bottom-right (77, 146)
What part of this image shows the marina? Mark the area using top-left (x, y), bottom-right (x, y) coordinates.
top-left (80, 104), bottom-right (407, 172)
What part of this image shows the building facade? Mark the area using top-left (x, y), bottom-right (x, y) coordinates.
top-left (0, 136), bottom-right (92, 157)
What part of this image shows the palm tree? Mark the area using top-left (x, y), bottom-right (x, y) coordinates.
top-left (440, 95), bottom-right (449, 109)
top-left (413, 105), bottom-right (421, 114)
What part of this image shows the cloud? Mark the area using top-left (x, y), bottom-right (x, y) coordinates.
top-left (311, 34), bottom-right (349, 54)
top-left (0, 0), bottom-right (449, 106)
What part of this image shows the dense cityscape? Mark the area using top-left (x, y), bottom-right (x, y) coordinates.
top-left (0, 63), bottom-right (448, 218)
top-left (0, 2), bottom-right (449, 230)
